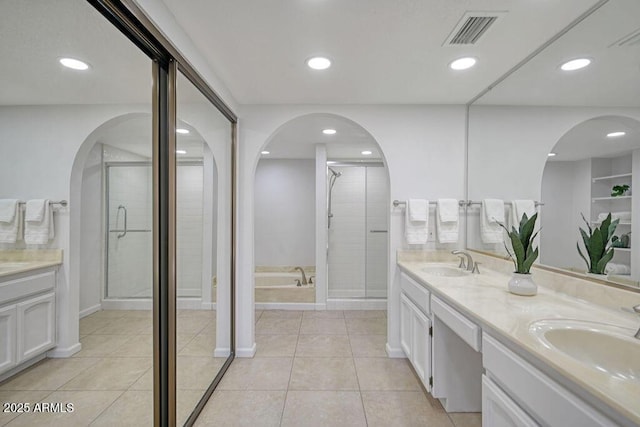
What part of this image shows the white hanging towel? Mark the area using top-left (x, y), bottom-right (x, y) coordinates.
top-left (436, 199), bottom-right (459, 243)
top-left (480, 199), bottom-right (505, 244)
top-left (511, 200), bottom-right (536, 228)
top-left (0, 199), bottom-right (21, 243)
top-left (24, 199), bottom-right (54, 244)
top-left (405, 199), bottom-right (428, 244)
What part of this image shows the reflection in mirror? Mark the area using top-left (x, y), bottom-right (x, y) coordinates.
top-left (467, 0), bottom-right (640, 290)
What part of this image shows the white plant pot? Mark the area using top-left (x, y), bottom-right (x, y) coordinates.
top-left (508, 273), bottom-right (537, 296)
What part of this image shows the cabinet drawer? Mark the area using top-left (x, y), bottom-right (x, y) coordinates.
top-left (0, 270), bottom-right (55, 306)
top-left (400, 272), bottom-right (430, 314)
top-left (482, 375), bottom-right (538, 427)
top-left (431, 296), bottom-right (481, 351)
top-left (483, 333), bottom-right (617, 427)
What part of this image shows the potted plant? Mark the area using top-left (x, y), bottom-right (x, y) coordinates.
top-left (499, 213), bottom-right (539, 296)
top-left (611, 184), bottom-right (630, 197)
top-left (577, 213), bottom-right (619, 275)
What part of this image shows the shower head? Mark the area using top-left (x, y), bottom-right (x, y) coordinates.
top-left (329, 167), bottom-right (342, 178)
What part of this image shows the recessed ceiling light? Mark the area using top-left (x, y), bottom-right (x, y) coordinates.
top-left (607, 131), bottom-right (626, 138)
top-left (322, 129), bottom-right (336, 135)
top-left (449, 57), bottom-right (477, 71)
top-left (59, 57), bottom-right (90, 71)
top-left (560, 58), bottom-right (591, 71)
top-left (361, 150), bottom-right (373, 155)
top-left (261, 151), bottom-right (270, 155)
top-left (307, 56), bottom-right (331, 70)
top-left (548, 152), bottom-right (557, 157)
top-left (176, 128), bottom-right (190, 134)
top-left (176, 150), bottom-right (187, 154)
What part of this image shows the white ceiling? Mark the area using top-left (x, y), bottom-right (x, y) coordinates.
top-left (548, 116), bottom-right (640, 162)
top-left (160, 0), bottom-right (600, 104)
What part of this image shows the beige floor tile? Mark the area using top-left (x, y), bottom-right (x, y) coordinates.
top-left (302, 310), bottom-right (344, 319)
top-left (79, 317), bottom-right (112, 335)
top-left (178, 309), bottom-right (215, 320)
top-left (177, 333), bottom-right (196, 351)
top-left (117, 310), bottom-right (152, 319)
top-left (349, 335), bottom-right (388, 357)
top-left (177, 317), bottom-right (209, 335)
top-left (110, 334), bottom-right (153, 358)
top-left (92, 318), bottom-right (151, 335)
top-left (346, 317), bottom-right (386, 335)
top-left (255, 335), bottom-right (298, 357)
top-left (90, 390), bottom-right (152, 427)
top-left (177, 356), bottom-right (226, 390)
top-left (362, 391), bottom-right (454, 427)
top-left (83, 310), bottom-right (127, 320)
top-left (218, 358), bottom-right (292, 390)
top-left (72, 335), bottom-right (137, 358)
top-left (448, 412), bottom-right (482, 427)
top-left (178, 334), bottom-right (216, 357)
top-left (5, 390), bottom-right (122, 427)
top-left (128, 367), bottom-right (152, 391)
top-left (260, 310), bottom-right (304, 319)
top-left (281, 391), bottom-right (367, 427)
top-left (256, 318), bottom-right (301, 335)
top-left (295, 335), bottom-right (352, 358)
top-left (0, 359), bottom-right (100, 391)
top-left (299, 318), bottom-right (347, 335)
top-left (344, 310), bottom-right (387, 318)
top-left (289, 358), bottom-right (358, 390)
top-left (177, 390), bottom-right (209, 425)
top-left (194, 390), bottom-right (286, 427)
top-left (255, 310), bottom-right (264, 322)
top-left (354, 358), bottom-right (421, 391)
top-left (0, 391), bottom-right (51, 425)
top-left (60, 358), bottom-right (151, 391)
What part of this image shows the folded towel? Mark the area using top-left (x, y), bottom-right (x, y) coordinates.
top-left (0, 199), bottom-right (18, 223)
top-left (436, 199), bottom-right (459, 243)
top-left (511, 200), bottom-right (536, 228)
top-left (24, 199), bottom-right (54, 244)
top-left (405, 199), bottom-right (428, 245)
top-left (25, 199), bottom-right (46, 222)
top-left (481, 199), bottom-right (505, 244)
top-left (0, 200), bottom-right (21, 243)
top-left (408, 199), bottom-right (428, 222)
top-left (605, 263), bottom-right (631, 275)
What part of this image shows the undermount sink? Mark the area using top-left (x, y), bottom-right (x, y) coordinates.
top-left (530, 319), bottom-right (640, 382)
top-left (421, 263), bottom-right (469, 277)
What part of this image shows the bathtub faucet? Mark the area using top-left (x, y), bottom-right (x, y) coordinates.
top-left (294, 267), bottom-right (308, 285)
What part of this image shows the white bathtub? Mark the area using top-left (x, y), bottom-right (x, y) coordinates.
top-left (254, 270), bottom-right (315, 303)
top-left (255, 271), bottom-right (315, 288)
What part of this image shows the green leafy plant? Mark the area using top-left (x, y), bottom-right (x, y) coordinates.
top-left (577, 213), bottom-right (619, 274)
top-left (499, 213), bottom-right (539, 274)
top-left (611, 184), bottom-right (630, 197)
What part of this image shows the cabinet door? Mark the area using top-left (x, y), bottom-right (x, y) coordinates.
top-left (17, 292), bottom-right (56, 362)
top-left (411, 305), bottom-right (431, 391)
top-left (0, 305), bottom-right (17, 374)
top-left (400, 293), bottom-right (413, 358)
top-left (483, 375), bottom-right (538, 427)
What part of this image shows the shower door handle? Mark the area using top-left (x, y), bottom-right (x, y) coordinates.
top-left (369, 230), bottom-right (388, 233)
top-left (117, 205), bottom-right (127, 239)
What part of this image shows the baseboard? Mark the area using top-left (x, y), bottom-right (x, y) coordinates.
top-left (255, 302), bottom-right (317, 310)
top-left (235, 343), bottom-right (257, 358)
top-left (326, 298), bottom-right (387, 310)
top-left (48, 342), bottom-right (82, 358)
top-left (79, 304), bottom-right (101, 318)
top-left (214, 348), bottom-right (230, 358)
top-left (101, 298), bottom-right (203, 310)
top-left (201, 302), bottom-right (216, 310)
top-left (314, 303), bottom-right (327, 310)
top-left (386, 343), bottom-right (406, 358)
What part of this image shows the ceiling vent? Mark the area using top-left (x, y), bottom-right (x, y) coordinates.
top-left (444, 11), bottom-right (506, 46)
top-left (609, 27), bottom-right (640, 48)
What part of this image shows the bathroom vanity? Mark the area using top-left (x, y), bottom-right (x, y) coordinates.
top-left (0, 251), bottom-right (62, 380)
top-left (397, 251), bottom-right (640, 427)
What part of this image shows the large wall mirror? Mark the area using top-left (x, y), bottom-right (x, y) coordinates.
top-left (467, 0), bottom-right (640, 290)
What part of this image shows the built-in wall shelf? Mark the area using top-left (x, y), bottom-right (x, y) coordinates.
top-left (591, 221), bottom-right (631, 226)
top-left (592, 172), bottom-right (632, 183)
top-left (614, 248), bottom-right (632, 252)
top-left (592, 196), bottom-right (632, 202)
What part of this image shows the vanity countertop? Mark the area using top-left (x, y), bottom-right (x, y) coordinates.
top-left (0, 250), bottom-right (63, 278)
top-left (398, 254), bottom-right (640, 425)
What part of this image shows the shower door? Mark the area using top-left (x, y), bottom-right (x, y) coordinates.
top-left (105, 163), bottom-right (153, 298)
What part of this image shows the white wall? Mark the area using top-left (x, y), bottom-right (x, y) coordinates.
top-left (236, 105), bottom-right (467, 357)
top-left (177, 164), bottom-right (204, 296)
top-left (254, 159), bottom-right (315, 267)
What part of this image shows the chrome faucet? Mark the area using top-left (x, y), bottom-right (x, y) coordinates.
top-left (451, 250), bottom-right (478, 273)
top-left (633, 305), bottom-right (640, 339)
top-left (294, 267), bottom-right (308, 285)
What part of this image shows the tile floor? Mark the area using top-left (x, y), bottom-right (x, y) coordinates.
top-left (0, 309), bottom-right (222, 426)
top-left (195, 309), bottom-right (481, 427)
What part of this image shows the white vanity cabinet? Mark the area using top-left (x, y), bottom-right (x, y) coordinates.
top-left (0, 268), bottom-right (56, 377)
top-left (399, 272), bottom-right (432, 391)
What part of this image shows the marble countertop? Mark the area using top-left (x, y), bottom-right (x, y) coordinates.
top-left (398, 255), bottom-right (640, 425)
top-left (0, 250), bottom-right (63, 278)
